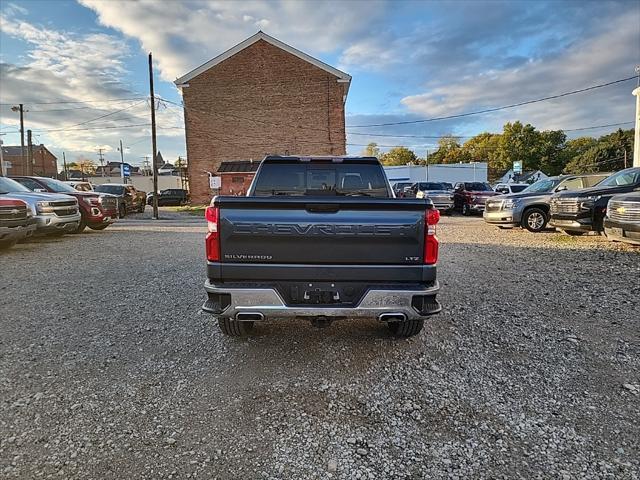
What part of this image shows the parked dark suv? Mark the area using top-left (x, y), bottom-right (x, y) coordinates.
top-left (146, 188), bottom-right (189, 206)
top-left (604, 192), bottom-right (640, 245)
top-left (549, 168), bottom-right (640, 235)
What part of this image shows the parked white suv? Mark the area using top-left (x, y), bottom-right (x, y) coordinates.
top-left (494, 183), bottom-right (529, 195)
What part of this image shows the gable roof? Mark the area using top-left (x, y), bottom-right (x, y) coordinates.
top-left (2, 145), bottom-right (56, 159)
top-left (174, 31), bottom-right (351, 89)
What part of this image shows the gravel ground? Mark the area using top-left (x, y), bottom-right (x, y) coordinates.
top-left (1, 210), bottom-right (638, 479)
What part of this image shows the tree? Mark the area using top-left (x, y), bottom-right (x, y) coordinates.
top-left (362, 142), bottom-right (381, 158)
top-left (379, 146), bottom-right (417, 166)
top-left (75, 157), bottom-right (97, 175)
top-left (537, 130), bottom-right (567, 176)
top-left (428, 135), bottom-right (470, 164)
top-left (563, 129), bottom-right (633, 174)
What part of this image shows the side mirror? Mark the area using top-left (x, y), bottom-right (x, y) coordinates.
top-left (34, 188), bottom-right (47, 193)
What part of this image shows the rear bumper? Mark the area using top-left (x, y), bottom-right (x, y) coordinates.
top-left (203, 280), bottom-right (441, 321)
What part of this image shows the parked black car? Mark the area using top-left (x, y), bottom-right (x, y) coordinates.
top-left (391, 182), bottom-right (414, 198)
top-left (94, 183), bottom-right (146, 218)
top-left (604, 191), bottom-right (640, 245)
top-left (549, 168), bottom-right (640, 235)
top-left (146, 188), bottom-right (189, 206)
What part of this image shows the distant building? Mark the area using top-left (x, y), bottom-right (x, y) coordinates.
top-left (384, 163), bottom-right (489, 185)
top-left (1, 144), bottom-right (57, 177)
top-left (216, 160), bottom-right (260, 195)
top-left (498, 169), bottom-right (548, 184)
top-left (95, 161), bottom-right (140, 176)
top-left (175, 31), bottom-right (351, 203)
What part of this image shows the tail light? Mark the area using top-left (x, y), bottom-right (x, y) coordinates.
top-left (205, 206), bottom-right (220, 261)
top-left (424, 208), bottom-right (440, 265)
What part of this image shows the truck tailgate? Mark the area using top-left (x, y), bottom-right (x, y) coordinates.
top-left (216, 197), bottom-right (429, 265)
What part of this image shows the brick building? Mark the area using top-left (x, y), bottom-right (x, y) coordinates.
top-left (1, 145), bottom-right (58, 177)
top-left (175, 31), bottom-right (351, 203)
top-left (217, 160), bottom-right (260, 196)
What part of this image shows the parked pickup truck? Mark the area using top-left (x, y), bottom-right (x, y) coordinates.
top-left (12, 176), bottom-right (118, 233)
top-left (94, 183), bottom-right (146, 218)
top-left (0, 176), bottom-right (80, 236)
top-left (0, 197), bottom-right (36, 249)
top-left (202, 156), bottom-right (441, 337)
top-left (453, 182), bottom-right (499, 215)
top-left (550, 167), bottom-right (640, 235)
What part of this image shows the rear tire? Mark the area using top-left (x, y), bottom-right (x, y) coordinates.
top-left (387, 319), bottom-right (424, 337)
top-left (218, 318), bottom-right (254, 337)
top-left (521, 207), bottom-right (547, 233)
top-left (462, 204), bottom-right (470, 216)
top-left (73, 217), bottom-right (87, 234)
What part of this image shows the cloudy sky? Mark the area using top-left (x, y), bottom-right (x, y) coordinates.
top-left (1, 0), bottom-right (638, 168)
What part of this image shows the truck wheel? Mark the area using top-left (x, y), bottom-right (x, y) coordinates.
top-left (218, 318), bottom-right (254, 337)
top-left (521, 208), bottom-right (547, 233)
top-left (73, 217), bottom-right (87, 234)
top-left (387, 319), bottom-right (424, 337)
top-left (462, 204), bottom-right (470, 216)
top-left (89, 224), bottom-right (109, 231)
top-left (0, 239), bottom-right (18, 250)
top-left (119, 204), bottom-right (126, 218)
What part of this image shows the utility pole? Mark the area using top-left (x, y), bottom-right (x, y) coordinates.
top-left (149, 52), bottom-right (159, 220)
top-left (0, 136), bottom-right (5, 176)
top-left (11, 104), bottom-right (25, 175)
top-left (119, 139), bottom-right (126, 182)
top-left (63, 152), bottom-right (68, 181)
top-left (97, 148), bottom-right (105, 177)
top-left (27, 130), bottom-right (33, 176)
top-left (633, 66), bottom-right (640, 168)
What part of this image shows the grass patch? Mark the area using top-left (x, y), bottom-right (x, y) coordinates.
top-left (166, 205), bottom-right (208, 215)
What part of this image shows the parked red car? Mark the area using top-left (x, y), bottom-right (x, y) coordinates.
top-left (453, 182), bottom-right (499, 215)
top-left (11, 176), bottom-right (118, 233)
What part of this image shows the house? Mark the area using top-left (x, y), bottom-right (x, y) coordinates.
top-left (498, 169), bottom-right (549, 184)
top-left (1, 144), bottom-right (58, 177)
top-left (216, 160), bottom-right (260, 195)
top-left (175, 31), bottom-right (351, 203)
top-left (95, 161), bottom-right (140, 176)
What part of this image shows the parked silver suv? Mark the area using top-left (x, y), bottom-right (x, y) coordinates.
top-left (0, 177), bottom-right (81, 235)
top-left (483, 174), bottom-right (608, 232)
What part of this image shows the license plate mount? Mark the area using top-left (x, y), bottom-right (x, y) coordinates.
top-left (611, 227), bottom-right (624, 237)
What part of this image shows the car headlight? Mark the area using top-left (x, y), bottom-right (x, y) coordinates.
top-left (36, 201), bottom-right (54, 213)
top-left (83, 196), bottom-right (100, 206)
top-left (503, 199), bottom-right (519, 209)
top-left (580, 195), bottom-right (600, 210)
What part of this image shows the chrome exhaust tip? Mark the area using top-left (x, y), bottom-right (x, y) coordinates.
top-left (235, 312), bottom-right (264, 322)
top-left (379, 312), bottom-right (407, 322)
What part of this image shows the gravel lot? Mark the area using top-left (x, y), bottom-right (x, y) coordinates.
top-left (1, 210), bottom-right (639, 479)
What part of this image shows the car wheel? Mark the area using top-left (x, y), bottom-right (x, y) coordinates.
top-left (218, 318), bottom-right (254, 336)
top-left (88, 224), bottom-right (109, 231)
top-left (562, 230), bottom-right (583, 236)
top-left (0, 239), bottom-right (18, 250)
top-left (387, 319), bottom-right (424, 337)
top-left (522, 208), bottom-right (547, 233)
top-left (72, 217), bottom-right (87, 234)
top-left (138, 202), bottom-right (145, 213)
top-left (119, 203), bottom-right (126, 219)
top-left (462, 204), bottom-right (470, 216)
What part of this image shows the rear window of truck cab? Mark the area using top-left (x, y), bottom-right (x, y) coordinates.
top-left (253, 161), bottom-right (390, 197)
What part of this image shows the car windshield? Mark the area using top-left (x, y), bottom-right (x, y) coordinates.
top-left (38, 177), bottom-right (77, 193)
top-left (510, 185), bottom-right (529, 193)
top-left (95, 184), bottom-right (124, 194)
top-left (465, 182), bottom-right (492, 191)
top-left (253, 162), bottom-right (390, 197)
top-left (598, 169), bottom-right (640, 187)
top-left (0, 177), bottom-right (32, 194)
top-left (75, 183), bottom-right (93, 191)
top-left (417, 182), bottom-right (446, 191)
top-left (522, 179), bottom-right (560, 193)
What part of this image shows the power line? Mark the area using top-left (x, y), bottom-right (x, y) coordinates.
top-left (60, 100), bottom-right (146, 130)
top-left (348, 76), bottom-right (638, 128)
top-left (0, 96), bottom-right (145, 106)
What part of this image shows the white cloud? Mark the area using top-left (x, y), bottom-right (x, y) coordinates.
top-left (79, 0), bottom-right (386, 81)
top-left (399, 12), bottom-right (639, 133)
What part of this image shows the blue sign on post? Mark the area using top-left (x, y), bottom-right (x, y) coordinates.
top-left (122, 164), bottom-right (131, 177)
top-left (513, 161), bottom-right (522, 174)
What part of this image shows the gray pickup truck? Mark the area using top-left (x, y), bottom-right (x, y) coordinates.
top-left (202, 156), bottom-right (441, 337)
